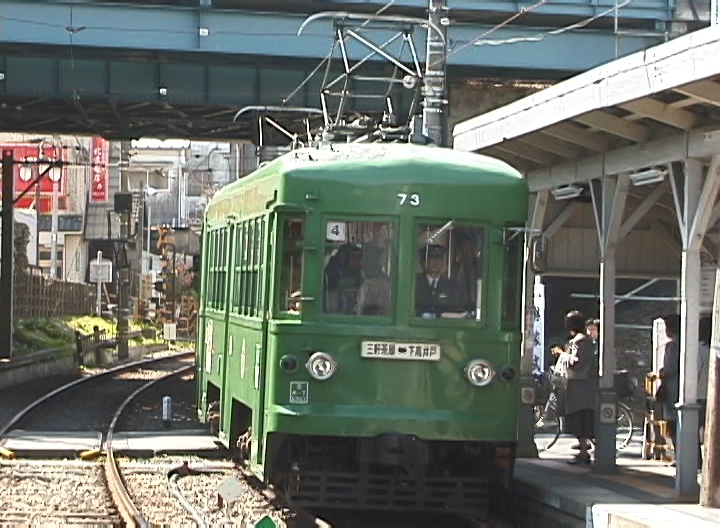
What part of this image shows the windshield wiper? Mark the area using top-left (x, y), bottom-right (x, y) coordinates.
top-left (427, 220), bottom-right (454, 244)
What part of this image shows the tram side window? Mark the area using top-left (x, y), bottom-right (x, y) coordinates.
top-left (209, 228), bottom-right (228, 311)
top-left (206, 229), bottom-right (227, 310)
top-left (414, 223), bottom-right (485, 320)
top-left (279, 219), bottom-right (304, 314)
top-left (204, 231), bottom-right (214, 308)
top-left (253, 217), bottom-right (265, 315)
top-left (502, 228), bottom-right (523, 326)
top-left (233, 217), bottom-right (266, 318)
top-left (323, 221), bottom-right (394, 316)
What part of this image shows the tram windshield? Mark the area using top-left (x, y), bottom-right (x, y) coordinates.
top-left (415, 223), bottom-right (485, 320)
top-left (322, 220), bottom-right (395, 316)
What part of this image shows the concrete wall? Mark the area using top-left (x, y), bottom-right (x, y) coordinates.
top-left (0, 343), bottom-right (169, 389)
top-left (0, 348), bottom-right (76, 389)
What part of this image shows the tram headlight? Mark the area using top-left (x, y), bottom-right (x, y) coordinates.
top-left (305, 352), bottom-right (337, 381)
top-left (464, 359), bottom-right (495, 387)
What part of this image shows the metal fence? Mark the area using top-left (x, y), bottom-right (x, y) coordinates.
top-left (14, 272), bottom-right (95, 318)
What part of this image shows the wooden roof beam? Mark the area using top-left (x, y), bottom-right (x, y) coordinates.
top-left (574, 110), bottom-right (651, 143)
top-left (544, 201), bottom-right (580, 239)
top-left (515, 133), bottom-right (584, 160)
top-left (618, 98), bottom-right (700, 130)
top-left (484, 147), bottom-right (532, 173)
top-left (673, 80), bottom-right (720, 108)
top-left (495, 141), bottom-right (556, 167)
top-left (540, 123), bottom-right (608, 152)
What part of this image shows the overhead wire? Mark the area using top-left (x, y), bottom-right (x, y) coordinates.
top-left (445, 0), bottom-right (549, 61)
top-left (67, 0), bottom-right (101, 136)
top-left (464, 0), bottom-right (634, 48)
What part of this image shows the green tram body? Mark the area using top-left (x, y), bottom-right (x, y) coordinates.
top-left (196, 143), bottom-right (528, 513)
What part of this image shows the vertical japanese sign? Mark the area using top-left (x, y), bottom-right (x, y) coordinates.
top-left (90, 137), bottom-right (109, 202)
top-left (532, 279), bottom-right (545, 376)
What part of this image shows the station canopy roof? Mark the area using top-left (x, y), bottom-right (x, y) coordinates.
top-left (453, 26), bottom-right (720, 192)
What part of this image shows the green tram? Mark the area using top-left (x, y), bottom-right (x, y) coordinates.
top-left (196, 142), bottom-right (529, 514)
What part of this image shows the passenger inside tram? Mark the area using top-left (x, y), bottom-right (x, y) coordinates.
top-left (414, 225), bottom-right (485, 320)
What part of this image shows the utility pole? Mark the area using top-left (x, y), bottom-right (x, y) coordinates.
top-left (116, 148), bottom-right (131, 361)
top-left (48, 152), bottom-right (60, 279)
top-left (422, 0), bottom-right (449, 147)
top-left (700, 267), bottom-right (720, 507)
top-left (139, 182), bottom-right (146, 275)
top-left (117, 208), bottom-right (130, 361)
top-left (1, 149), bottom-right (14, 359)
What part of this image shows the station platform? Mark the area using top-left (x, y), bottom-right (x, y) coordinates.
top-left (0, 429), bottom-right (226, 458)
top-left (515, 436), bottom-right (720, 527)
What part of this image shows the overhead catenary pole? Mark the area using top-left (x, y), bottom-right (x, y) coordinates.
top-left (422, 0), bottom-right (449, 147)
top-left (1, 150), bottom-right (14, 359)
top-left (94, 251), bottom-right (102, 316)
top-left (40, 139), bottom-right (60, 279)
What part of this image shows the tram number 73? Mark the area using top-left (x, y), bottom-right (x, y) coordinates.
top-left (397, 193), bottom-right (421, 206)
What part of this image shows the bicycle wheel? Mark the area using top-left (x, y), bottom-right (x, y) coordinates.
top-left (616, 402), bottom-right (634, 450)
top-left (534, 404), bottom-right (561, 452)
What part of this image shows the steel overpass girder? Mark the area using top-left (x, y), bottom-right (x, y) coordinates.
top-left (0, 52), bottom-right (416, 141)
top-left (0, 1), bottom-right (666, 72)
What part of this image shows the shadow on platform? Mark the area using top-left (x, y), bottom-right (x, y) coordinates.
top-left (513, 436), bottom-right (719, 527)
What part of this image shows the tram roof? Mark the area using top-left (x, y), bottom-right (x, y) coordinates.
top-left (217, 142), bottom-right (525, 198)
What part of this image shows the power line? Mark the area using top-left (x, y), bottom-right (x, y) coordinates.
top-left (465, 0), bottom-right (634, 48)
top-left (445, 0), bottom-right (548, 61)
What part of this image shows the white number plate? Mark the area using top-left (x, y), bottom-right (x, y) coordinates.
top-left (361, 341), bottom-right (441, 361)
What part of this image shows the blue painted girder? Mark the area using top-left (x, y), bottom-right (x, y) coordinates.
top-left (278, 0), bottom-right (675, 21)
top-left (0, 1), bottom-right (664, 72)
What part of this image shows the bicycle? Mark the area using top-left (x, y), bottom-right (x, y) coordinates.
top-left (532, 369), bottom-right (636, 452)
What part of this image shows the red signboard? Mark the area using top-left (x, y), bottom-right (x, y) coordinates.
top-left (0, 143), bottom-right (68, 212)
top-left (90, 137), bottom-right (109, 202)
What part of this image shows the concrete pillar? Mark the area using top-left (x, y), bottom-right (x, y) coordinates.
top-left (671, 157), bottom-right (719, 496)
top-left (592, 174), bottom-right (629, 474)
top-left (517, 191), bottom-right (548, 458)
top-left (676, 246), bottom-right (701, 497)
top-left (595, 258), bottom-right (618, 474)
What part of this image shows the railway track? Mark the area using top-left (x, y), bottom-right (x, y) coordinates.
top-left (0, 353), bottom-right (307, 526)
top-left (0, 352), bottom-right (202, 526)
top-left (0, 352), bottom-right (195, 435)
top-left (0, 353), bottom-right (501, 526)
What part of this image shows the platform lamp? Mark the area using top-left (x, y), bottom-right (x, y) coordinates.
top-left (628, 168), bottom-right (667, 186)
top-left (550, 184), bottom-right (584, 200)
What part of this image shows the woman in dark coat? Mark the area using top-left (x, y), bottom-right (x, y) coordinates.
top-left (563, 310), bottom-right (598, 465)
top-left (659, 313), bottom-right (681, 460)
